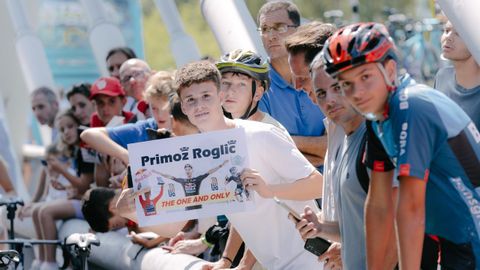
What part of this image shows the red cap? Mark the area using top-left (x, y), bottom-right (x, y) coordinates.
top-left (90, 77), bottom-right (126, 100)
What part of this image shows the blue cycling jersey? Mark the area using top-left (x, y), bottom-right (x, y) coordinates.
top-left (371, 74), bottom-right (480, 256)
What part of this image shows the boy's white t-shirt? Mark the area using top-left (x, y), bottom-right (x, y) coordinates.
top-left (227, 119), bottom-right (322, 270)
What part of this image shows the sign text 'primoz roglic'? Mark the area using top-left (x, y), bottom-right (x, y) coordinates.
top-left (140, 140), bottom-right (237, 166)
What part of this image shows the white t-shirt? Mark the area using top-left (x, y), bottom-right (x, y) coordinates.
top-left (227, 119), bottom-right (322, 270)
top-left (260, 113), bottom-right (289, 136)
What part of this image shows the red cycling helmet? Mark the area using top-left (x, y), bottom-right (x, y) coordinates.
top-left (321, 22), bottom-right (398, 77)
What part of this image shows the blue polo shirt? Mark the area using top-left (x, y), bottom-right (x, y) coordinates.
top-left (259, 65), bottom-right (325, 137)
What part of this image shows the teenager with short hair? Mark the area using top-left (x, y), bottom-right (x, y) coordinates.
top-left (89, 77), bottom-right (134, 128)
top-left (321, 22), bottom-right (480, 269)
top-left (81, 72), bottom-right (187, 166)
top-left (174, 60), bottom-right (323, 269)
top-left (435, 20), bottom-right (480, 128)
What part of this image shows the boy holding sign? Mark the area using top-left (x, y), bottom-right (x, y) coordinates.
top-left (174, 60), bottom-right (323, 269)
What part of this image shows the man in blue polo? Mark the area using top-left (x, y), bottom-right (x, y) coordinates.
top-left (256, 1), bottom-right (326, 168)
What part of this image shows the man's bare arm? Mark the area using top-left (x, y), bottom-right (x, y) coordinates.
top-left (365, 170), bottom-right (395, 270)
top-left (397, 176), bottom-right (426, 270)
top-left (292, 135), bottom-right (327, 166)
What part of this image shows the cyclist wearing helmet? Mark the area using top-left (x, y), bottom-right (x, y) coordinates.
top-left (321, 22), bottom-right (480, 269)
top-left (216, 49), bottom-right (288, 133)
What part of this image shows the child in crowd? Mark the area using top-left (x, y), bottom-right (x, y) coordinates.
top-left (82, 76), bottom-right (198, 249)
top-left (88, 77), bottom-right (134, 187)
top-left (166, 50), bottom-right (289, 267)
top-left (81, 71), bottom-right (191, 166)
top-left (20, 110), bottom-right (94, 270)
top-left (89, 76), bottom-right (134, 128)
top-left (171, 60), bottom-right (322, 269)
top-left (82, 186), bottom-right (192, 249)
top-left (66, 83), bottom-right (94, 127)
top-left (321, 21), bottom-right (480, 269)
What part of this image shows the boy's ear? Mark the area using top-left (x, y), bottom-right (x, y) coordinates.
top-left (384, 59), bottom-right (397, 83)
top-left (253, 81), bottom-right (265, 102)
top-left (121, 96), bottom-right (127, 106)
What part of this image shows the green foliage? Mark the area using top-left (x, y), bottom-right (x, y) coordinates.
top-left (141, 0), bottom-right (221, 71)
top-left (142, 0), bottom-right (421, 70)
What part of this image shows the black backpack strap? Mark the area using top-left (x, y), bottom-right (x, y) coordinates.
top-left (356, 132), bottom-right (370, 194)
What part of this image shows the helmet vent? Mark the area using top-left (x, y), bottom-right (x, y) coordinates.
top-left (347, 38), bottom-right (356, 54)
top-left (351, 24), bottom-right (361, 32)
top-left (336, 43), bottom-right (342, 57)
top-left (365, 36), bottom-right (380, 51)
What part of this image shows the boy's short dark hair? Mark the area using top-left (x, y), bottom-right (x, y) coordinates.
top-left (174, 61), bottom-right (221, 97)
top-left (285, 22), bottom-right (337, 65)
top-left (82, 187), bottom-right (116, 233)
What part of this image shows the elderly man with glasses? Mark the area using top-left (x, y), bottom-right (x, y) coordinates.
top-left (119, 58), bottom-right (153, 114)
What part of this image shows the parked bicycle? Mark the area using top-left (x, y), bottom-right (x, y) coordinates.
top-left (0, 250), bottom-right (19, 270)
top-left (385, 10), bottom-right (444, 84)
top-left (0, 198), bottom-right (100, 270)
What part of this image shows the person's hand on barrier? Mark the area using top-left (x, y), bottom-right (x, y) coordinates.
top-left (164, 238), bottom-right (208, 255)
top-left (18, 203), bottom-right (34, 220)
top-left (319, 242), bottom-right (342, 270)
top-left (200, 258), bottom-right (231, 270)
top-left (129, 231), bottom-right (168, 249)
top-left (241, 168), bottom-right (273, 198)
top-left (168, 231), bottom-right (185, 247)
top-left (290, 205), bottom-right (321, 240)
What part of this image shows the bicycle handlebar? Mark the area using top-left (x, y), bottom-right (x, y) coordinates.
top-left (65, 233), bottom-right (100, 249)
top-left (0, 250), bottom-right (20, 266)
top-left (0, 239), bottom-right (61, 245)
top-left (0, 198), bottom-right (24, 207)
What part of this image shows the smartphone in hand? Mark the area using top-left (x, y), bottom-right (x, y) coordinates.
top-left (273, 197), bottom-right (332, 256)
top-left (304, 237), bottom-right (332, 256)
top-left (273, 197), bottom-right (302, 221)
